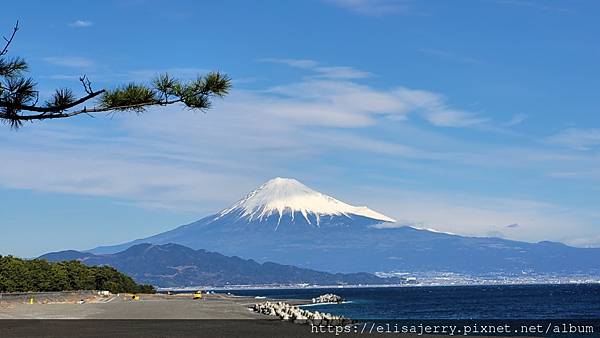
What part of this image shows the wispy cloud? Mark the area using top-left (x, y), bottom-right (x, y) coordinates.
top-left (45, 67), bottom-right (209, 84)
top-left (492, 0), bottom-right (573, 14)
top-left (324, 0), bottom-right (411, 16)
top-left (547, 170), bottom-right (600, 180)
top-left (314, 66), bottom-right (372, 79)
top-left (261, 58), bottom-right (486, 127)
top-left (260, 58), bottom-right (319, 69)
top-left (0, 65), bottom-right (487, 213)
top-left (127, 68), bottom-right (208, 81)
top-left (43, 56), bottom-right (94, 68)
top-left (69, 20), bottom-right (93, 28)
top-left (3, 114), bottom-right (596, 246)
top-left (547, 128), bottom-right (600, 150)
top-left (260, 58), bottom-right (372, 79)
top-left (262, 77), bottom-right (483, 128)
top-left (422, 107), bottom-right (486, 127)
top-left (0, 69), bottom-right (579, 211)
top-left (3, 59), bottom-right (600, 247)
top-left (566, 235), bottom-right (600, 248)
top-left (354, 186), bottom-right (598, 246)
top-left (505, 113), bottom-right (527, 126)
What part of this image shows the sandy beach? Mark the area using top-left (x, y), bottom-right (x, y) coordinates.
top-left (0, 292), bottom-right (274, 319)
top-left (0, 292), bottom-right (532, 338)
top-left (0, 292), bottom-right (342, 337)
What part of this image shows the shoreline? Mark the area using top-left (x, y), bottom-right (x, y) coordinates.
top-left (0, 291), bottom-right (444, 338)
top-left (0, 291), bottom-right (307, 320)
top-left (159, 280), bottom-right (600, 293)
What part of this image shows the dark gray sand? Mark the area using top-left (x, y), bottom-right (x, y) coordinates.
top-left (1, 293), bottom-right (265, 319)
top-left (0, 293), bottom-right (347, 337)
top-left (0, 293), bottom-right (486, 337)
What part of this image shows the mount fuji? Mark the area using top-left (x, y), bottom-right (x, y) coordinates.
top-left (89, 177), bottom-right (600, 276)
top-left (216, 177), bottom-right (395, 229)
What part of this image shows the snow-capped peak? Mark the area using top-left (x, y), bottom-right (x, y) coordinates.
top-left (217, 177), bottom-right (396, 225)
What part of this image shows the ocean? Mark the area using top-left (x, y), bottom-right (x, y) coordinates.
top-left (223, 284), bottom-right (600, 319)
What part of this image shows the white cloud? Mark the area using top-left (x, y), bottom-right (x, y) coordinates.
top-left (0, 72), bottom-right (484, 212)
top-left (314, 66), bottom-right (372, 79)
top-left (261, 58), bottom-right (372, 80)
top-left (424, 109), bottom-right (486, 127)
top-left (547, 128), bottom-right (600, 150)
top-left (505, 113), bottom-right (527, 126)
top-left (547, 170), bottom-right (600, 180)
top-left (492, 0), bottom-right (572, 14)
top-left (3, 117), bottom-right (598, 245)
top-left (264, 80), bottom-right (408, 126)
top-left (325, 0), bottom-right (411, 16)
top-left (69, 20), bottom-right (93, 28)
top-left (43, 56), bottom-right (94, 68)
top-left (3, 59), bottom-right (600, 248)
top-left (45, 67), bottom-right (210, 85)
top-left (254, 66), bottom-right (482, 128)
top-left (391, 87), bottom-right (486, 127)
top-left (127, 68), bottom-right (208, 81)
top-left (0, 78), bottom-right (585, 211)
top-left (259, 58), bottom-right (319, 69)
top-left (358, 186), bottom-right (598, 246)
top-left (0, 129), bottom-right (255, 213)
top-left (565, 235), bottom-right (600, 248)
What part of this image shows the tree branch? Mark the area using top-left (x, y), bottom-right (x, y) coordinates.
top-left (79, 75), bottom-right (93, 94)
top-left (0, 21), bottom-right (19, 57)
top-left (0, 89), bottom-right (105, 113)
top-left (0, 98), bottom-right (183, 121)
top-left (1, 21), bottom-right (231, 128)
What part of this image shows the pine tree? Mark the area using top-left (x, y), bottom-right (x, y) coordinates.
top-left (0, 255), bottom-right (155, 293)
top-left (0, 21), bottom-right (231, 128)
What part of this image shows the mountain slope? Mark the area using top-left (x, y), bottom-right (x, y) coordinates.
top-left (41, 243), bottom-right (398, 287)
top-left (91, 177), bottom-right (397, 254)
top-left (217, 177), bottom-right (395, 226)
top-left (88, 177), bottom-right (600, 275)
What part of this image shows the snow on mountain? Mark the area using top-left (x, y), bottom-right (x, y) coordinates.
top-left (215, 177), bottom-right (396, 226)
top-left (89, 177), bottom-right (398, 255)
top-left (87, 177), bottom-right (600, 277)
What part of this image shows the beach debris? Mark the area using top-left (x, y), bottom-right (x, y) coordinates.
top-left (312, 293), bottom-right (344, 304)
top-left (252, 301), bottom-right (348, 325)
top-left (98, 290), bottom-right (112, 297)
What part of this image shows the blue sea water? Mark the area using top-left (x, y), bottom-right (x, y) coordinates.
top-left (223, 284), bottom-right (600, 319)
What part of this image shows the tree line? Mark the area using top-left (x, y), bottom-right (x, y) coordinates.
top-left (0, 255), bottom-right (155, 294)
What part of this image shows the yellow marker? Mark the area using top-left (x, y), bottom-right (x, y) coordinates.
top-left (193, 291), bottom-right (202, 300)
top-left (29, 298), bottom-right (34, 304)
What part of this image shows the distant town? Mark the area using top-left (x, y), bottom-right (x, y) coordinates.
top-left (157, 271), bottom-right (600, 292)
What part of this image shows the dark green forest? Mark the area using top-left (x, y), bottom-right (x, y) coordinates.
top-left (0, 255), bottom-right (155, 294)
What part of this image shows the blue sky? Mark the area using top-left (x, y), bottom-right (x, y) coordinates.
top-left (2, 0), bottom-right (600, 257)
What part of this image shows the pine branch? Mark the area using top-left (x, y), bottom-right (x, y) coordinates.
top-left (0, 21), bottom-right (18, 57)
top-left (0, 98), bottom-right (183, 122)
top-left (0, 22), bottom-right (231, 128)
top-left (0, 89), bottom-right (106, 113)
